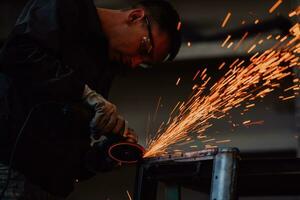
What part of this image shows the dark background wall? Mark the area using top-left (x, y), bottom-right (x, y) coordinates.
top-left (1, 0), bottom-right (299, 199)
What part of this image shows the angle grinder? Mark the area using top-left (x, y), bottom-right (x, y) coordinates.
top-left (63, 104), bottom-right (145, 171)
top-left (85, 133), bottom-right (145, 172)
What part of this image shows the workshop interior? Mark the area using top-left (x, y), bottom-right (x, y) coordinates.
top-left (0, 0), bottom-right (299, 199)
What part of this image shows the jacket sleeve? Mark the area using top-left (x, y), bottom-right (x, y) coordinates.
top-left (1, 35), bottom-right (85, 103)
top-left (0, 0), bottom-right (87, 103)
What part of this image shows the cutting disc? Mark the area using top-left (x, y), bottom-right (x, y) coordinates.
top-left (108, 143), bottom-right (145, 163)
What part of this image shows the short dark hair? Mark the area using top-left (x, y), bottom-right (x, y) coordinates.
top-left (133, 0), bottom-right (182, 61)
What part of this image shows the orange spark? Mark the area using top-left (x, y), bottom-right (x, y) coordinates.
top-left (201, 68), bottom-right (207, 77)
top-left (289, 6), bottom-right (300, 17)
top-left (197, 135), bottom-right (207, 139)
top-left (221, 12), bottom-right (232, 28)
top-left (202, 138), bottom-right (216, 143)
top-left (229, 58), bottom-right (240, 69)
top-left (222, 35), bottom-right (232, 47)
top-left (215, 139), bottom-right (231, 144)
top-left (227, 42), bottom-right (234, 48)
top-left (243, 120), bottom-right (251, 125)
top-left (267, 34), bottom-right (273, 40)
top-left (218, 62), bottom-right (226, 70)
top-left (258, 39), bottom-right (264, 44)
top-left (246, 103), bottom-right (255, 108)
top-left (250, 52), bottom-right (260, 61)
top-left (282, 95), bottom-right (296, 101)
top-left (233, 32), bottom-right (249, 51)
top-left (284, 85), bottom-right (299, 92)
top-left (153, 96), bottom-right (162, 123)
top-left (170, 101), bottom-right (181, 117)
top-left (248, 44), bottom-right (256, 53)
top-left (205, 144), bottom-right (218, 149)
top-left (275, 35), bottom-right (281, 40)
top-left (280, 36), bottom-right (288, 42)
top-left (269, 0), bottom-right (283, 14)
top-left (244, 120), bottom-right (264, 126)
top-left (176, 77), bottom-right (181, 86)
top-left (193, 70), bottom-right (201, 80)
top-left (177, 21), bottom-right (182, 30)
top-left (126, 190), bottom-right (132, 200)
top-left (192, 84), bottom-right (199, 90)
top-left (237, 60), bottom-right (245, 67)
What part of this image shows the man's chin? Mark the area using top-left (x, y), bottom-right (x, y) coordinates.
top-left (109, 53), bottom-right (133, 71)
top-left (109, 60), bottom-right (132, 73)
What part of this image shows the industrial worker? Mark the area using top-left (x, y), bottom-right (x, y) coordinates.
top-left (0, 0), bottom-right (181, 199)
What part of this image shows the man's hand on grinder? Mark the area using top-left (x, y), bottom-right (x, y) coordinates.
top-left (123, 126), bottom-right (138, 143)
top-left (82, 84), bottom-right (137, 143)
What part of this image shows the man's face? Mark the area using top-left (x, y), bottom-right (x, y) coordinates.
top-left (108, 9), bottom-right (170, 68)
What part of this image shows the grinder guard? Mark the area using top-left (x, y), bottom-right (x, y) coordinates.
top-left (85, 134), bottom-right (145, 173)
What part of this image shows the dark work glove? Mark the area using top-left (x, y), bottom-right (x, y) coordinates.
top-left (123, 127), bottom-right (138, 143)
top-left (82, 84), bottom-right (125, 135)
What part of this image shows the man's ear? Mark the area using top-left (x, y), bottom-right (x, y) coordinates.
top-left (127, 8), bottom-right (145, 23)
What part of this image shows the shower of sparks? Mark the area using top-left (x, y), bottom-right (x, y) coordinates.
top-left (221, 12), bottom-right (232, 28)
top-left (144, 22), bottom-right (300, 158)
top-left (269, 0), bottom-right (282, 13)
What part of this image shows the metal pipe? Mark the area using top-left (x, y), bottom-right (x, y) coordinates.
top-left (210, 148), bottom-right (239, 200)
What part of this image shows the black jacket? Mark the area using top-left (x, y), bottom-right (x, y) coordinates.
top-left (0, 0), bottom-right (121, 196)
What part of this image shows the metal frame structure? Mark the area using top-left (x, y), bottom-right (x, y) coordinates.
top-left (134, 147), bottom-right (239, 200)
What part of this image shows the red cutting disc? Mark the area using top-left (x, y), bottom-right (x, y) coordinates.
top-left (108, 143), bottom-right (145, 164)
